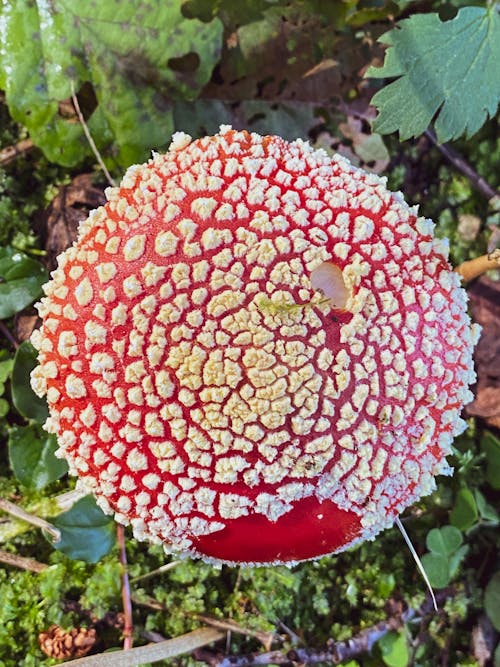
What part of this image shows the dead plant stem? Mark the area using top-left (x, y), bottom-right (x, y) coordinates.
top-left (117, 524), bottom-right (134, 650)
top-left (425, 128), bottom-right (500, 205)
top-left (0, 498), bottom-right (61, 542)
top-left (0, 320), bottom-right (19, 349)
top-left (0, 548), bottom-right (48, 573)
top-left (70, 81), bottom-right (116, 188)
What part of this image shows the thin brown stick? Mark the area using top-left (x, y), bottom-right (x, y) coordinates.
top-left (193, 593), bottom-right (450, 667)
top-left (69, 81), bottom-right (116, 188)
top-left (130, 594), bottom-right (165, 612)
top-left (0, 548), bottom-right (48, 573)
top-left (195, 614), bottom-right (275, 649)
top-left (455, 250), bottom-right (500, 282)
top-left (0, 138), bottom-right (34, 166)
top-left (0, 498), bottom-right (61, 542)
top-left (0, 320), bottom-right (19, 349)
top-left (424, 129), bottom-right (500, 205)
top-left (129, 559), bottom-right (181, 584)
top-left (117, 524), bottom-right (133, 650)
top-left (198, 608), bottom-right (423, 667)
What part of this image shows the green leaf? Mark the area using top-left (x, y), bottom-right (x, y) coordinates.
top-left (426, 525), bottom-right (463, 556)
top-left (378, 631), bottom-right (409, 667)
top-left (450, 488), bottom-right (478, 530)
top-left (0, 358), bottom-right (13, 384)
top-left (0, 1), bottom-right (223, 167)
top-left (482, 432), bottom-right (500, 490)
top-left (367, 7), bottom-right (500, 142)
top-left (485, 571), bottom-right (500, 632)
top-left (8, 424), bottom-right (68, 490)
top-left (51, 496), bottom-right (116, 563)
top-left (11, 341), bottom-right (49, 424)
top-left (0, 398), bottom-right (9, 418)
top-left (448, 544), bottom-right (469, 579)
top-left (420, 553), bottom-right (450, 589)
top-left (0, 247), bottom-right (48, 319)
top-left (474, 489), bottom-right (499, 524)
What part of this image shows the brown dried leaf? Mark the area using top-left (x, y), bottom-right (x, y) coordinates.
top-left (338, 116), bottom-right (389, 173)
top-left (13, 312), bottom-right (39, 343)
top-left (466, 276), bottom-right (500, 428)
top-left (35, 173), bottom-right (106, 271)
top-left (314, 114), bottom-right (389, 175)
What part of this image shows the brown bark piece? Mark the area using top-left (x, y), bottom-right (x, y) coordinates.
top-left (466, 276), bottom-right (500, 428)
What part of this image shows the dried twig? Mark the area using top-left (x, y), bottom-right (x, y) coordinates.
top-left (193, 594), bottom-right (452, 667)
top-left (130, 594), bottom-right (165, 612)
top-left (0, 548), bottom-right (48, 573)
top-left (0, 498), bottom-right (61, 542)
top-left (129, 559), bottom-right (181, 584)
top-left (424, 129), bottom-right (500, 206)
top-left (195, 610), bottom-right (414, 667)
top-left (117, 524), bottom-right (133, 650)
top-left (210, 619), bottom-right (410, 666)
top-left (69, 81), bottom-right (116, 188)
top-left (0, 138), bottom-right (34, 166)
top-left (0, 320), bottom-right (19, 349)
top-left (195, 614), bottom-right (275, 650)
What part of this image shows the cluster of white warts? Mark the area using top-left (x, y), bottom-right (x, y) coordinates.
top-left (31, 126), bottom-right (479, 559)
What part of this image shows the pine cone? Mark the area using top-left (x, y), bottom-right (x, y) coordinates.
top-left (39, 624), bottom-right (96, 659)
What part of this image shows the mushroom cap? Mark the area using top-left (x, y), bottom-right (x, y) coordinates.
top-left (31, 127), bottom-right (479, 565)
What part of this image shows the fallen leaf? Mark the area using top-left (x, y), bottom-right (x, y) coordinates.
top-left (13, 313), bottom-right (39, 343)
top-left (35, 174), bottom-right (106, 271)
top-left (338, 116), bottom-right (389, 173)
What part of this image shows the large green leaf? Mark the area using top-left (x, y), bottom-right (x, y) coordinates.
top-left (8, 424), bottom-right (68, 490)
top-left (367, 6), bottom-right (500, 142)
top-left (0, 1), bottom-right (222, 167)
top-left (11, 341), bottom-right (49, 424)
top-left (0, 247), bottom-right (48, 319)
top-left (51, 495), bottom-right (116, 563)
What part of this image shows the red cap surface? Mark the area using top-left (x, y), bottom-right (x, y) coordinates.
top-left (31, 127), bottom-right (479, 565)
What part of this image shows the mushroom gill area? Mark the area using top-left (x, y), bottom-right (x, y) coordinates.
top-left (30, 127), bottom-right (478, 565)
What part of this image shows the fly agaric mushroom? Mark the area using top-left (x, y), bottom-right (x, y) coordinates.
top-left (31, 126), bottom-right (479, 565)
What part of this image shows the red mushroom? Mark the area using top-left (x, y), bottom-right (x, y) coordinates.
top-left (31, 127), bottom-right (479, 565)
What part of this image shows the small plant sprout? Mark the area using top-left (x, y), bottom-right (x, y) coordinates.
top-left (30, 127), bottom-right (479, 568)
